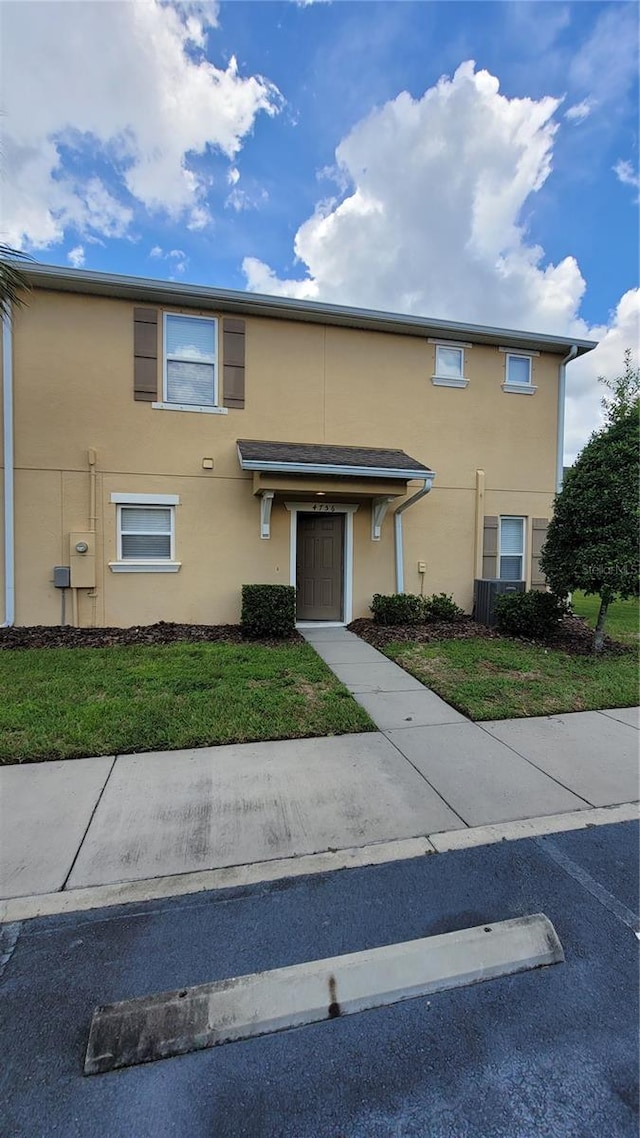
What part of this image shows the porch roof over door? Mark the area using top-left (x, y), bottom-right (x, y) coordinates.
top-left (237, 439), bottom-right (433, 481)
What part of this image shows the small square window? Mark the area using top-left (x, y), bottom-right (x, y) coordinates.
top-left (436, 345), bottom-right (464, 379)
top-left (506, 355), bottom-right (532, 385)
top-left (164, 314), bottom-right (217, 406)
top-left (118, 505), bottom-right (174, 561)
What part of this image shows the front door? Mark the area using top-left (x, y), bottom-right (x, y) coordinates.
top-left (296, 513), bottom-right (344, 621)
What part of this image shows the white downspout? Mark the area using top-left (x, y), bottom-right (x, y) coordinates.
top-left (557, 345), bottom-right (577, 493)
top-left (2, 308), bottom-right (14, 627)
top-left (394, 475), bottom-right (435, 593)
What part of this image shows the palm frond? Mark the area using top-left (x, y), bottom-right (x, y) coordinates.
top-left (0, 244), bottom-right (32, 320)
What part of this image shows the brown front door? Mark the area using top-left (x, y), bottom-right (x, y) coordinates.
top-left (296, 513), bottom-right (344, 621)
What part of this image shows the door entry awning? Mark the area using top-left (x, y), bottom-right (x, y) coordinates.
top-left (237, 439), bottom-right (433, 481)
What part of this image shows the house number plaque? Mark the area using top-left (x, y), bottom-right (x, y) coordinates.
top-left (312, 503), bottom-right (336, 512)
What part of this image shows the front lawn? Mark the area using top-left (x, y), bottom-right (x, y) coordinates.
top-left (383, 637), bottom-right (638, 721)
top-left (0, 641), bottom-right (374, 764)
top-left (571, 592), bottom-right (639, 645)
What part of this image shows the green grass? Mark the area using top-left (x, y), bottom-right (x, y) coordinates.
top-left (0, 641), bottom-right (375, 764)
top-left (571, 591), bottom-right (639, 644)
top-left (383, 637), bottom-right (639, 721)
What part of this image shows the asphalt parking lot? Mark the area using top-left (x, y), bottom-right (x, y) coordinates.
top-left (1, 820), bottom-right (638, 1137)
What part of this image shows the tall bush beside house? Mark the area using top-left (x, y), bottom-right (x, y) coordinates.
top-left (241, 585), bottom-right (296, 639)
top-left (540, 355), bottom-right (639, 653)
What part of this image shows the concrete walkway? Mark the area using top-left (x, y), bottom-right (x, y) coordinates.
top-left (0, 624), bottom-right (637, 912)
top-left (303, 624), bottom-right (639, 820)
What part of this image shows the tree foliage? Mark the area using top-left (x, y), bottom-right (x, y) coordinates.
top-left (540, 392), bottom-right (639, 650)
top-left (600, 348), bottom-right (640, 425)
top-left (0, 244), bottom-right (31, 321)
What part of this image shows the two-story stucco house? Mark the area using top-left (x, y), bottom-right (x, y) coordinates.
top-left (0, 264), bottom-right (596, 629)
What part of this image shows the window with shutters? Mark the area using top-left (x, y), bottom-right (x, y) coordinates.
top-left (163, 313), bottom-right (217, 407)
top-left (499, 516), bottom-right (525, 580)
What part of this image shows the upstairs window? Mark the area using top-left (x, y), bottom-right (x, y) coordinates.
top-left (435, 345), bottom-right (464, 380)
top-left (499, 516), bottom-right (525, 580)
top-left (430, 342), bottom-right (470, 388)
top-left (164, 314), bottom-right (217, 407)
top-left (506, 354), bottom-right (532, 386)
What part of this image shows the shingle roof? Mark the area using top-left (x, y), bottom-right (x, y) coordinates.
top-left (237, 439), bottom-right (432, 479)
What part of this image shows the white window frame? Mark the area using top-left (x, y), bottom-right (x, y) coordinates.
top-left (154, 312), bottom-right (225, 415)
top-left (500, 349), bottom-right (538, 394)
top-left (430, 340), bottom-right (471, 388)
top-left (499, 515), bottom-right (526, 581)
top-left (109, 493), bottom-right (181, 573)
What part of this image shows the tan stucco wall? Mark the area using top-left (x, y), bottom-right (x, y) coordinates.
top-left (1, 290), bottom-right (560, 626)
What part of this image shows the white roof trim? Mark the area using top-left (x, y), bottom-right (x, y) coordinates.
top-left (18, 263), bottom-right (599, 356)
top-left (239, 457), bottom-right (433, 481)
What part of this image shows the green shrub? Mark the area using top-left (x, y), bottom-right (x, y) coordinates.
top-left (494, 590), bottom-right (569, 640)
top-left (423, 593), bottom-right (464, 622)
top-left (241, 584), bottom-right (296, 639)
top-left (370, 593), bottom-right (425, 625)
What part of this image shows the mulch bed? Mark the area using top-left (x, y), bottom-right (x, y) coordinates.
top-left (348, 614), bottom-right (633, 657)
top-left (0, 616), bottom-right (631, 656)
top-left (0, 622), bottom-right (303, 651)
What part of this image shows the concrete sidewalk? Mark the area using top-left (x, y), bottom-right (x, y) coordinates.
top-left (303, 625), bottom-right (639, 820)
top-left (0, 624), bottom-right (637, 912)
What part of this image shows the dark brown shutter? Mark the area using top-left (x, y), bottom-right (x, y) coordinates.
top-left (531, 518), bottom-right (549, 591)
top-left (222, 317), bottom-right (245, 409)
top-left (133, 308), bottom-right (158, 402)
top-left (482, 516), bottom-right (499, 578)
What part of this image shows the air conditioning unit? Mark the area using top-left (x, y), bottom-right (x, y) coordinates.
top-left (473, 578), bottom-right (525, 626)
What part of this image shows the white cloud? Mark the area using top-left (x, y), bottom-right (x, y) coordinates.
top-left (244, 63), bottom-right (583, 326)
top-left (614, 159), bottom-right (640, 196)
top-left (565, 290), bottom-right (640, 462)
top-left (67, 245), bottom-right (85, 268)
top-left (187, 205), bottom-right (212, 231)
top-left (227, 167), bottom-right (241, 185)
top-left (564, 99), bottom-right (594, 123)
top-left (226, 186), bottom-right (269, 212)
top-left (569, 2), bottom-right (639, 109)
top-left (2, 0), bottom-right (281, 249)
top-left (148, 246), bottom-right (189, 276)
top-left (243, 256), bottom-right (320, 299)
top-left (168, 248), bottom-right (188, 274)
top-left (242, 60), bottom-right (637, 460)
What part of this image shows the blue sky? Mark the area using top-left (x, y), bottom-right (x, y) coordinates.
top-left (1, 0), bottom-right (638, 455)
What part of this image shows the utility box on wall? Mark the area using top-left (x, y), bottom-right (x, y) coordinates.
top-left (69, 532), bottom-right (96, 589)
top-left (473, 578), bottom-right (525, 627)
top-left (53, 566), bottom-right (71, 589)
